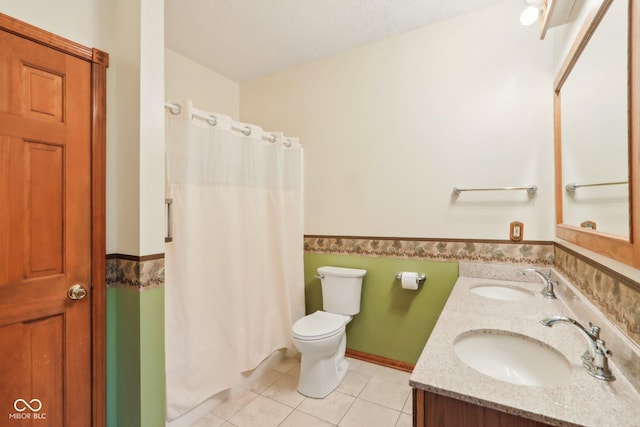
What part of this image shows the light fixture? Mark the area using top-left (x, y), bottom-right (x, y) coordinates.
top-left (520, 0), bottom-right (542, 26)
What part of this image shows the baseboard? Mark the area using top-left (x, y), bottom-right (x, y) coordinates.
top-left (345, 349), bottom-right (415, 373)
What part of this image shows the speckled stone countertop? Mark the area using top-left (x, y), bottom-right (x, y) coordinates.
top-left (410, 265), bottom-right (640, 427)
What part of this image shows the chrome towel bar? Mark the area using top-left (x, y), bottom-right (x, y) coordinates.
top-left (453, 185), bottom-right (537, 195)
top-left (565, 181), bottom-right (628, 192)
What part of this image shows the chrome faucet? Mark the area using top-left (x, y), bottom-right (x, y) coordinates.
top-left (522, 268), bottom-right (556, 299)
top-left (540, 316), bottom-right (615, 381)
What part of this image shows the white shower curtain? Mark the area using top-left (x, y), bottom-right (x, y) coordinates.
top-left (164, 101), bottom-right (305, 421)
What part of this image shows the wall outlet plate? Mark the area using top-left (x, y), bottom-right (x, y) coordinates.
top-left (580, 220), bottom-right (597, 230)
top-left (510, 221), bottom-right (523, 241)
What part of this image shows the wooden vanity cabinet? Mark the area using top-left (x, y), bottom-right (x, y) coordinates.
top-left (412, 389), bottom-right (552, 427)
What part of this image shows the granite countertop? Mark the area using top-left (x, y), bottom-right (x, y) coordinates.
top-left (409, 270), bottom-right (640, 427)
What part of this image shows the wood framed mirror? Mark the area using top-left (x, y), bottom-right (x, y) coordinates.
top-left (554, 0), bottom-right (639, 268)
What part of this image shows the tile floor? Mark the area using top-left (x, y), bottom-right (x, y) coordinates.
top-left (191, 357), bottom-right (413, 427)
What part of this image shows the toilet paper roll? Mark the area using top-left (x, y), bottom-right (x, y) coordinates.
top-left (401, 272), bottom-right (419, 290)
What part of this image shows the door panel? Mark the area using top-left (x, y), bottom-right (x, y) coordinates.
top-left (24, 141), bottom-right (64, 278)
top-left (0, 53), bottom-right (8, 113)
top-left (0, 317), bottom-right (64, 426)
top-left (23, 65), bottom-right (64, 122)
top-left (0, 27), bottom-right (92, 427)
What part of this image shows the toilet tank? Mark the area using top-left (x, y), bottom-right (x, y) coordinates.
top-left (318, 266), bottom-right (367, 315)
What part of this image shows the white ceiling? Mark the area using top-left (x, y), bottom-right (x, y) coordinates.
top-left (165, 0), bottom-right (506, 82)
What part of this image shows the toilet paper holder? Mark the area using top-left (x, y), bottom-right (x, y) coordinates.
top-left (395, 272), bottom-right (426, 285)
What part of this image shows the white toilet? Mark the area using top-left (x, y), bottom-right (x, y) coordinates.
top-left (292, 266), bottom-right (367, 398)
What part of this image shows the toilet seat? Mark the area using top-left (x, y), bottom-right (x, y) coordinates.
top-left (292, 311), bottom-right (347, 341)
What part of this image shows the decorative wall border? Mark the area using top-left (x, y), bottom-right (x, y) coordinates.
top-left (304, 235), bottom-right (554, 265)
top-left (554, 244), bottom-right (640, 344)
top-left (106, 253), bottom-right (165, 290)
top-left (104, 238), bottom-right (638, 342)
top-left (106, 237), bottom-right (553, 290)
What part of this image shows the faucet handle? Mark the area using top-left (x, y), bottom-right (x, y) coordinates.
top-left (580, 323), bottom-right (603, 363)
top-left (596, 339), bottom-right (612, 357)
top-left (588, 322), bottom-right (601, 339)
top-left (541, 316), bottom-right (615, 381)
top-left (586, 338), bottom-right (615, 381)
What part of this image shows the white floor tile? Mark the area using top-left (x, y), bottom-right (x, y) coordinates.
top-left (297, 390), bottom-right (356, 425)
top-left (401, 392), bottom-right (412, 414)
top-left (213, 356), bottom-right (415, 426)
top-left (190, 412), bottom-right (226, 427)
top-left (261, 374), bottom-right (306, 408)
top-left (211, 390), bottom-right (259, 420)
top-left (373, 366), bottom-right (411, 385)
top-left (247, 369), bottom-right (284, 394)
top-left (345, 358), bottom-right (378, 377)
top-left (273, 358), bottom-right (301, 374)
top-left (336, 370), bottom-right (370, 397)
top-left (359, 377), bottom-right (411, 411)
top-left (395, 412), bottom-right (413, 427)
top-left (228, 395), bottom-right (293, 427)
top-left (279, 409), bottom-right (336, 427)
top-left (338, 399), bottom-right (400, 427)
top-left (285, 360), bottom-right (301, 378)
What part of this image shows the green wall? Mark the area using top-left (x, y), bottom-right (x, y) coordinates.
top-left (103, 254), bottom-right (454, 425)
top-left (106, 287), bottom-right (165, 427)
top-left (304, 254), bottom-right (458, 364)
top-left (140, 288), bottom-right (165, 427)
top-left (106, 288), bottom-right (120, 426)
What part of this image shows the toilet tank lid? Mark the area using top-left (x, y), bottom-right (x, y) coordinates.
top-left (318, 266), bottom-right (367, 278)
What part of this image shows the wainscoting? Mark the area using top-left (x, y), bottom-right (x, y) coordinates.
top-left (304, 235), bottom-right (640, 354)
top-left (554, 244), bottom-right (640, 346)
top-left (105, 253), bottom-right (165, 427)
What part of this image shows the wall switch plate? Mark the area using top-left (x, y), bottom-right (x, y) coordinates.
top-left (510, 221), bottom-right (523, 241)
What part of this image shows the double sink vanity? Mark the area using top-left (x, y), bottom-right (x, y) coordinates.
top-left (409, 264), bottom-right (640, 426)
top-left (407, 0), bottom-right (640, 424)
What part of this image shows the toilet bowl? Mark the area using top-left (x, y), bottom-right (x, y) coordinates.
top-left (292, 310), bottom-right (351, 398)
top-left (292, 266), bottom-right (366, 398)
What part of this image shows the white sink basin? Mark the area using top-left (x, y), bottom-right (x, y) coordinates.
top-left (453, 330), bottom-right (571, 387)
top-left (470, 284), bottom-right (535, 301)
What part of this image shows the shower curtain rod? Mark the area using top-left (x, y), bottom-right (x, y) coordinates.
top-left (164, 101), bottom-right (281, 144)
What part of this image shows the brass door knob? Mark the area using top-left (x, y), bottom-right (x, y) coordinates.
top-left (68, 284), bottom-right (88, 300)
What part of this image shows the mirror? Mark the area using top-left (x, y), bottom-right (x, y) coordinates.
top-left (554, 0), bottom-right (640, 268)
top-left (561, 0), bottom-right (628, 237)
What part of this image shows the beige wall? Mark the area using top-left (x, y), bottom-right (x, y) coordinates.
top-left (1, 0), bottom-right (167, 256)
top-left (165, 48), bottom-right (240, 120)
top-left (0, 0), bottom-right (557, 248)
top-left (240, 1), bottom-right (555, 240)
top-left (552, 0), bottom-right (601, 75)
top-left (0, 0), bottom-right (109, 48)
top-left (104, 0), bottom-right (166, 256)
top-left (138, 0), bottom-right (166, 256)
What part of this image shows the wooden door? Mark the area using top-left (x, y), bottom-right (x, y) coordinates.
top-left (0, 28), bottom-right (92, 426)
